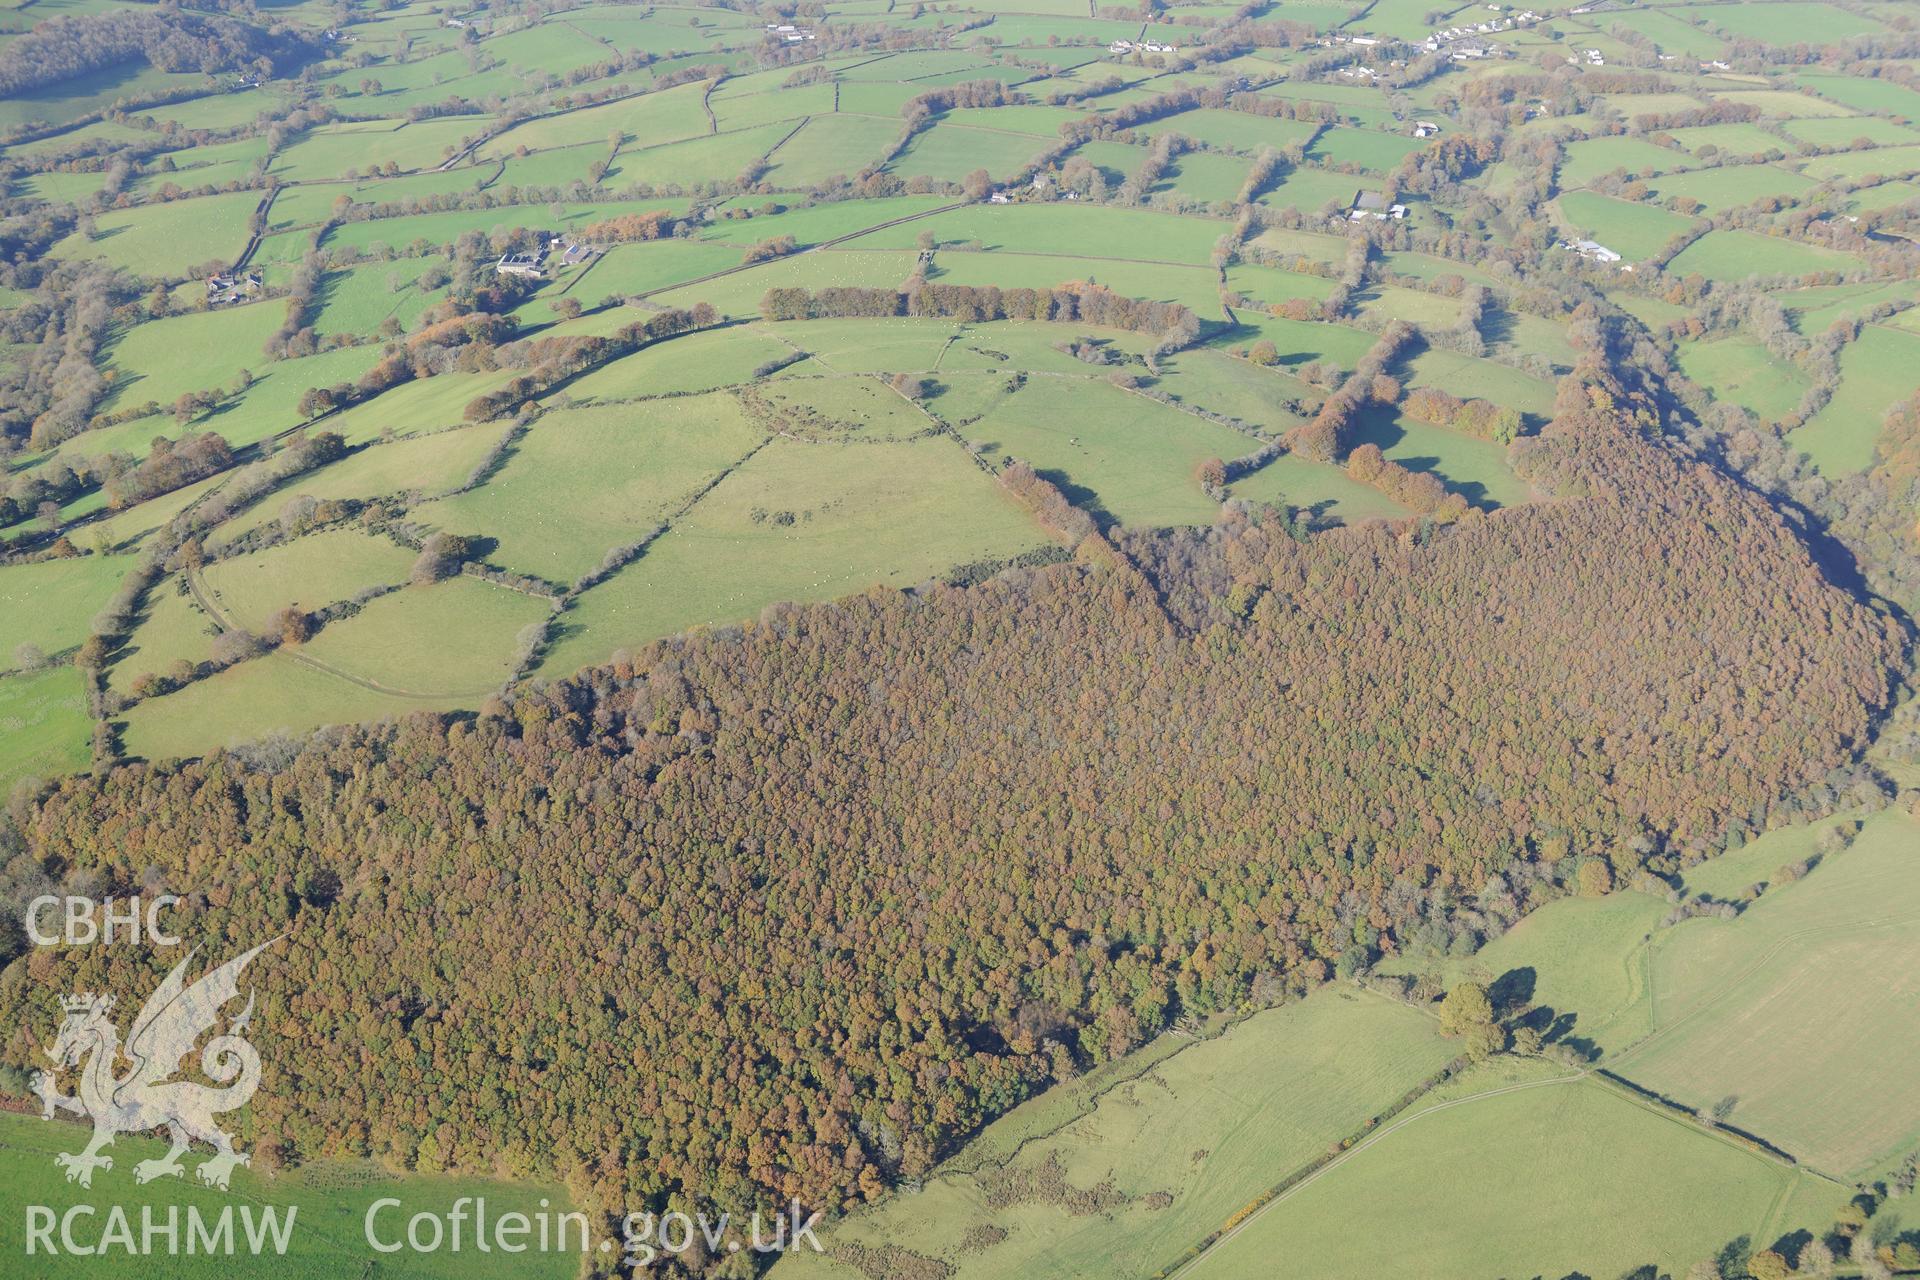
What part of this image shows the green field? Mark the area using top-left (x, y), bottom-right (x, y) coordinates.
top-left (538, 434), bottom-right (1045, 674)
top-left (1675, 335), bottom-right (1813, 422)
top-left (1666, 230), bottom-right (1865, 283)
top-left (49, 191), bottom-right (260, 279)
top-left (1195, 1063), bottom-right (1844, 1280)
top-left (0, 1112), bottom-right (575, 1279)
top-left (415, 396), bottom-right (767, 584)
top-left (0, 553), bottom-right (133, 661)
top-left (0, 665), bottom-right (91, 792)
top-left (1790, 325), bottom-right (1920, 473)
top-left (1557, 191), bottom-right (1699, 263)
top-left (950, 376), bottom-right (1252, 527)
top-left (199, 529), bottom-right (418, 632)
top-left (777, 988), bottom-right (1456, 1280)
top-left (1351, 408), bottom-right (1531, 509)
top-left (1612, 812), bottom-right (1920, 1180)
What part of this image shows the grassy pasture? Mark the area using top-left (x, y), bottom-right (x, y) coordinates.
top-left (49, 191), bottom-right (260, 279)
top-left (1224, 263), bottom-right (1337, 309)
top-left (0, 553), bottom-right (132, 661)
top-left (711, 82), bottom-right (835, 132)
top-left (294, 575), bottom-right (547, 695)
top-left (1217, 313), bottom-right (1374, 371)
top-left (1801, 142), bottom-right (1920, 182)
top-left (777, 988), bottom-right (1455, 1280)
top-left (1710, 89), bottom-right (1855, 119)
top-left (1197, 1064), bottom-right (1842, 1280)
top-left (325, 371), bottom-right (522, 445)
top-left (1158, 149), bottom-right (1252, 204)
top-left (761, 114), bottom-right (904, 186)
top-left (200, 529), bottom-right (417, 632)
top-left (1790, 325), bottom-right (1920, 473)
top-left (270, 118), bottom-right (476, 181)
top-left (1794, 70), bottom-right (1920, 119)
top-left (1350, 408), bottom-right (1530, 509)
top-left (1783, 116), bottom-right (1920, 148)
top-left (1137, 109), bottom-right (1319, 154)
top-left (616, 123), bottom-right (795, 189)
top-left (1675, 335), bottom-right (1812, 422)
top-left (1402, 348), bottom-right (1555, 419)
top-left (933, 249), bottom-right (1223, 313)
top-left (0, 666), bottom-right (91, 793)
top-left (1257, 166), bottom-right (1369, 215)
top-left (1306, 126), bottom-right (1424, 173)
top-left (1149, 348), bottom-right (1317, 433)
top-left (107, 577), bottom-right (218, 694)
top-left (0, 1112), bottom-right (575, 1279)
top-left (1614, 812), bottom-right (1920, 1180)
top-left (1647, 163), bottom-right (1814, 212)
top-left (1556, 191), bottom-right (1698, 261)
top-left (538, 435), bottom-right (1044, 675)
top-left (845, 202), bottom-right (1228, 264)
top-left (1693, 1), bottom-right (1883, 43)
top-left (485, 81), bottom-right (714, 156)
top-left (953, 376), bottom-right (1248, 527)
top-left (1663, 123), bottom-right (1786, 158)
top-left (569, 326), bottom-right (800, 400)
top-left (697, 196), bottom-right (955, 249)
top-left (1352, 285), bottom-right (1459, 328)
top-left (653, 249), bottom-right (920, 316)
top-left (415, 396), bottom-right (767, 583)
top-left (1558, 136), bottom-right (1691, 187)
top-left (1230, 452), bottom-right (1408, 524)
top-left (570, 241), bottom-right (743, 299)
top-left (1665, 230), bottom-right (1865, 282)
top-left (889, 122), bottom-right (1052, 183)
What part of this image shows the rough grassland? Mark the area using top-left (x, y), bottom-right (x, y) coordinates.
top-left (1196, 1066), bottom-right (1842, 1280)
top-left (415, 396), bottom-right (768, 584)
top-left (776, 989), bottom-right (1456, 1280)
top-left (538, 436), bottom-right (1044, 675)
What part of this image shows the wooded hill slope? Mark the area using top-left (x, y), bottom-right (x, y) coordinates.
top-left (2, 404), bottom-right (1901, 1231)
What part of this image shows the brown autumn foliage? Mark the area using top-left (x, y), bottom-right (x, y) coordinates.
top-left (2, 406), bottom-right (1900, 1234)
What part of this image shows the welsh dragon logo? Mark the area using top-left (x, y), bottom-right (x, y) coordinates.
top-left (32, 939), bottom-right (279, 1191)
